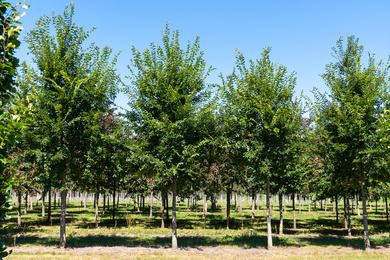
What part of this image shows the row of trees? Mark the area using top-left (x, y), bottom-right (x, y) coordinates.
top-left (3, 3), bottom-right (390, 252)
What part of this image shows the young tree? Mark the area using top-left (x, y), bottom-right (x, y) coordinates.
top-left (20, 3), bottom-right (119, 247)
top-left (126, 25), bottom-right (213, 249)
top-left (316, 36), bottom-right (388, 250)
top-left (0, 1), bottom-right (28, 258)
top-left (221, 48), bottom-right (302, 249)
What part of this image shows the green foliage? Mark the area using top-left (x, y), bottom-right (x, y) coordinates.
top-left (0, 1), bottom-right (29, 258)
top-left (220, 48), bottom-right (304, 194)
top-left (126, 24), bottom-right (213, 186)
top-left (19, 3), bottom-right (120, 190)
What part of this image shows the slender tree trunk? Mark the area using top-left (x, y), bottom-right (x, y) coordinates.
top-left (161, 192), bottom-right (165, 228)
top-left (234, 192), bottom-right (237, 212)
top-left (284, 195), bottom-right (286, 213)
top-left (53, 190), bottom-right (57, 210)
top-left (24, 192), bottom-right (28, 214)
top-left (17, 190), bottom-right (21, 228)
top-left (84, 192), bottom-right (87, 210)
top-left (150, 191), bottom-right (153, 218)
top-left (344, 196), bottom-right (348, 229)
top-left (112, 185), bottom-right (116, 222)
top-left (256, 193), bottom-right (260, 211)
top-left (30, 193), bottom-right (33, 211)
top-left (293, 193), bottom-right (296, 229)
top-left (279, 194), bottom-right (283, 235)
top-left (166, 193), bottom-right (169, 224)
top-left (385, 196), bottom-right (389, 225)
top-left (324, 198), bottom-right (327, 213)
top-left (266, 178), bottom-right (272, 250)
top-left (41, 191), bottom-right (45, 217)
top-left (299, 195), bottom-right (302, 214)
top-left (107, 195), bottom-right (109, 210)
top-left (117, 191), bottom-right (120, 208)
top-left (47, 187), bottom-right (51, 222)
top-left (251, 192), bottom-right (255, 219)
top-left (103, 194), bottom-right (106, 214)
top-left (357, 194), bottom-right (360, 216)
top-left (361, 184), bottom-right (370, 250)
top-left (308, 197), bottom-right (311, 213)
top-left (95, 192), bottom-right (99, 228)
top-left (60, 189), bottom-right (67, 248)
top-left (172, 180), bottom-right (178, 250)
top-left (347, 195), bottom-right (352, 236)
top-left (226, 188), bottom-right (231, 229)
top-left (202, 194), bottom-right (207, 219)
top-left (335, 195), bottom-right (339, 224)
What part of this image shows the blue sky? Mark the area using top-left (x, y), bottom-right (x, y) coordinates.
top-left (13, 0), bottom-right (390, 111)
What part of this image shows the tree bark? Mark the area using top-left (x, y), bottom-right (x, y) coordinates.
top-left (279, 194), bottom-right (283, 235)
top-left (47, 186), bottom-right (51, 222)
top-left (357, 194), bottom-right (360, 216)
top-left (266, 178), bottom-right (272, 250)
top-left (41, 191), bottom-right (45, 217)
top-left (202, 194), bottom-right (207, 219)
top-left (60, 189), bottom-right (67, 248)
top-left (172, 180), bottom-right (178, 250)
top-left (112, 185), bottom-right (116, 222)
top-left (385, 196), bottom-right (389, 225)
top-left (95, 192), bottom-right (99, 228)
top-left (251, 192), bottom-right (255, 219)
top-left (335, 195), bottom-right (339, 224)
top-left (293, 193), bottom-right (296, 229)
top-left (361, 184), bottom-right (370, 250)
top-left (17, 190), bottom-right (21, 228)
top-left (226, 188), bottom-right (231, 229)
top-left (344, 196), bottom-right (348, 229)
top-left (53, 190), bottom-right (57, 210)
top-left (165, 193), bottom-right (169, 224)
top-left (161, 191), bottom-right (165, 228)
top-left (84, 192), bottom-right (87, 210)
top-left (347, 195), bottom-right (352, 237)
top-left (150, 191), bottom-right (153, 218)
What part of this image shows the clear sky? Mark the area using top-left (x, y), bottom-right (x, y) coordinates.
top-left (12, 0), bottom-right (390, 111)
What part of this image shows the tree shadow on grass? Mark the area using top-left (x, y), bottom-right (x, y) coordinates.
top-left (11, 235), bottom-right (390, 249)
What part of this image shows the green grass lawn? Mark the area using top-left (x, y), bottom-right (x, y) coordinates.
top-left (4, 198), bottom-right (390, 250)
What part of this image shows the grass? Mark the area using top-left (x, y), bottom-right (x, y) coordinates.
top-left (4, 197), bottom-right (390, 251)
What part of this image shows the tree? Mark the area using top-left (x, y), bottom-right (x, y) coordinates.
top-left (19, 3), bottom-right (119, 247)
top-left (0, 1), bottom-right (28, 258)
top-left (316, 36), bottom-right (388, 250)
top-left (220, 48), bottom-right (303, 249)
top-left (126, 24), bottom-right (213, 249)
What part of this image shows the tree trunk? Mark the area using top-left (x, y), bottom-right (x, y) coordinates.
top-left (30, 193), bottom-right (33, 211)
top-left (234, 192), bottom-right (237, 212)
top-left (344, 196), bottom-right (348, 229)
top-left (95, 192), bottom-right (99, 228)
top-left (308, 197), bottom-right (311, 213)
top-left (324, 198), bottom-right (327, 213)
top-left (335, 195), bottom-right (339, 224)
top-left (357, 194), bottom-right (360, 216)
top-left (24, 192), bottom-right (28, 214)
top-left (60, 189), bottom-right (67, 248)
top-left (385, 196), bottom-right (389, 225)
top-left (47, 187), bottom-right (51, 222)
top-left (103, 194), bottom-right (106, 214)
top-left (53, 190), bottom-right (57, 210)
top-left (266, 178), bottom-right (273, 250)
top-left (41, 191), bottom-right (45, 217)
top-left (256, 193), bottom-right (260, 211)
top-left (251, 192), bottom-right (255, 219)
top-left (293, 193), bottom-right (296, 229)
top-left (172, 180), bottom-right (178, 250)
top-left (361, 184), bottom-right (370, 250)
top-left (84, 192), bottom-right (87, 210)
top-left (347, 195), bottom-right (352, 236)
top-left (299, 195), bottom-right (302, 214)
top-left (165, 193), bottom-right (169, 224)
top-left (161, 192), bottom-right (165, 228)
top-left (202, 194), bottom-right (207, 219)
top-left (279, 194), bottom-right (283, 235)
top-left (112, 186), bottom-right (116, 222)
top-left (150, 191), bottom-right (153, 218)
top-left (17, 190), bottom-right (21, 228)
top-left (226, 188), bottom-right (231, 229)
